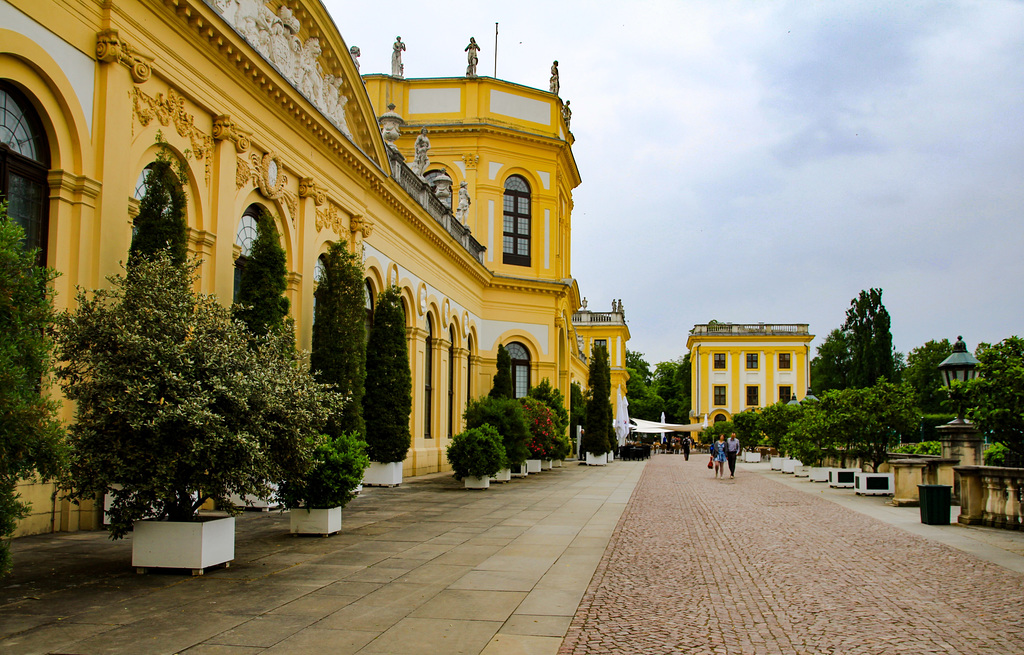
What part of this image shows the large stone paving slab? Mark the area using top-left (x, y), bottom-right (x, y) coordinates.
top-left (559, 455), bottom-right (1024, 655)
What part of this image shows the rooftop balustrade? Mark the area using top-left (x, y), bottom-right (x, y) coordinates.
top-left (690, 323), bottom-right (810, 336)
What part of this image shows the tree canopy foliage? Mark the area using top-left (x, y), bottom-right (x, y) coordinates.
top-left (0, 206), bottom-right (67, 575)
top-left (583, 343), bottom-right (614, 455)
top-left (968, 336), bottom-right (1024, 465)
top-left (233, 209), bottom-right (290, 337)
top-left (463, 396), bottom-right (530, 467)
top-left (489, 344), bottom-right (513, 399)
top-left (903, 339), bottom-right (953, 413)
top-left (127, 155), bottom-right (188, 269)
top-left (362, 286), bottom-right (412, 463)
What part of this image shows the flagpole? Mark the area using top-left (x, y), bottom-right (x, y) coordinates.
top-left (494, 22), bottom-right (498, 78)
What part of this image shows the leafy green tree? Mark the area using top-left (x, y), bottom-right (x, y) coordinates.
top-left (583, 343), bottom-right (613, 455)
top-left (127, 154), bottom-right (188, 269)
top-left (528, 378), bottom-right (569, 438)
top-left (463, 396), bottom-right (530, 467)
top-left (0, 206), bottom-right (67, 575)
top-left (362, 286), bottom-right (412, 464)
top-left (626, 350), bottom-right (652, 386)
top-left (278, 432), bottom-right (368, 509)
top-left (811, 328), bottom-right (852, 392)
top-left (782, 405), bottom-right (834, 466)
top-left (233, 209), bottom-right (289, 337)
top-left (702, 419), bottom-right (733, 444)
top-left (652, 356), bottom-right (691, 423)
top-left (967, 336), bottom-right (1024, 466)
top-left (489, 344), bottom-right (513, 399)
top-left (625, 363), bottom-right (664, 421)
top-left (521, 397), bottom-right (557, 459)
top-left (311, 241), bottom-right (366, 438)
top-left (759, 402), bottom-right (803, 452)
top-left (904, 339), bottom-right (953, 413)
top-left (55, 253), bottom-right (339, 538)
top-left (843, 288), bottom-right (898, 388)
top-left (731, 410), bottom-right (760, 445)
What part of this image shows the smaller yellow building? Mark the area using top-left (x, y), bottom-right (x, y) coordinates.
top-left (687, 323), bottom-right (814, 424)
top-left (573, 299), bottom-right (631, 423)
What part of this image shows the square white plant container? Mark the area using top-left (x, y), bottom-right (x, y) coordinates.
top-left (586, 452), bottom-right (607, 466)
top-left (743, 452), bottom-right (762, 464)
top-left (829, 468), bottom-right (861, 488)
top-left (363, 461), bottom-right (403, 487)
top-left (464, 475), bottom-right (490, 490)
top-left (541, 460), bottom-right (552, 470)
top-left (490, 468), bottom-right (511, 483)
top-left (552, 459), bottom-right (563, 468)
top-left (526, 459), bottom-right (542, 473)
top-left (770, 456), bottom-right (784, 470)
top-left (132, 515), bottom-right (234, 574)
top-left (855, 472), bottom-right (894, 496)
top-left (607, 450), bottom-right (615, 462)
top-left (782, 458), bottom-right (802, 474)
top-left (794, 465), bottom-right (811, 477)
top-left (511, 463), bottom-right (528, 478)
top-left (290, 507), bottom-right (341, 536)
top-left (809, 467), bottom-right (830, 483)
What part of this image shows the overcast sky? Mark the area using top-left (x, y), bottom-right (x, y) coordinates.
top-left (330, 0), bottom-right (1024, 366)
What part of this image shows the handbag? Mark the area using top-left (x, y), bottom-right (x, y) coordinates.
top-left (707, 456), bottom-right (714, 469)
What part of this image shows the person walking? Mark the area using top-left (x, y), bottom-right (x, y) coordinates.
top-left (712, 434), bottom-right (727, 479)
top-left (681, 435), bottom-right (691, 461)
top-left (726, 432), bottom-right (740, 478)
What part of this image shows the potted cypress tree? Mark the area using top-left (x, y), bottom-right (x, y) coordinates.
top-left (280, 432), bottom-right (369, 535)
top-left (583, 344), bottom-right (614, 465)
top-left (529, 379), bottom-right (570, 467)
top-left (464, 396), bottom-right (530, 480)
top-left (362, 286), bottom-right (412, 486)
top-left (446, 425), bottom-right (505, 489)
top-left (521, 397), bottom-right (556, 471)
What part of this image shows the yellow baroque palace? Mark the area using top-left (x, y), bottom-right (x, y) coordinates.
top-left (2, 0), bottom-right (629, 538)
top-left (687, 323), bottom-right (814, 425)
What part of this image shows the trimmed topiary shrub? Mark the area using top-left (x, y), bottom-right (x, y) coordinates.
top-left (127, 152), bottom-right (188, 269)
top-left (447, 425), bottom-right (505, 480)
top-left (489, 344), bottom-right (513, 399)
top-left (464, 396), bottom-right (530, 468)
top-left (363, 286), bottom-right (412, 464)
top-left (233, 208), bottom-right (290, 337)
top-left (279, 432), bottom-right (369, 509)
top-left (583, 343), bottom-right (613, 456)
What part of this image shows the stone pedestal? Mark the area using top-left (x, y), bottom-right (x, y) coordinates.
top-left (938, 419), bottom-right (983, 503)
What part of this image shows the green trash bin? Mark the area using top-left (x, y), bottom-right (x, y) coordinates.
top-left (918, 484), bottom-right (952, 525)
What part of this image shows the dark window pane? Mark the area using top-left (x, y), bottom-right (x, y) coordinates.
top-left (7, 173), bottom-right (45, 252)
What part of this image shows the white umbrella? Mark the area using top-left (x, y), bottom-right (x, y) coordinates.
top-left (660, 412), bottom-right (666, 442)
top-left (614, 386), bottom-right (631, 446)
top-left (703, 413), bottom-right (709, 429)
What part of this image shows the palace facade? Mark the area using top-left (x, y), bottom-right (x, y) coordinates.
top-left (2, 0), bottom-right (628, 537)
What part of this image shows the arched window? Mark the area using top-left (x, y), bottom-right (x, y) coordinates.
top-left (1, 83), bottom-right (50, 263)
top-left (506, 341), bottom-right (530, 398)
top-left (364, 280), bottom-right (374, 343)
top-left (311, 254), bottom-right (327, 323)
top-left (233, 205), bottom-right (260, 302)
top-left (424, 315), bottom-right (433, 439)
top-left (448, 326), bottom-right (456, 439)
top-left (714, 414), bottom-right (728, 424)
top-left (502, 175), bottom-right (530, 266)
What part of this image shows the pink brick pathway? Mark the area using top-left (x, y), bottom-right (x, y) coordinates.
top-left (560, 455), bottom-right (1024, 655)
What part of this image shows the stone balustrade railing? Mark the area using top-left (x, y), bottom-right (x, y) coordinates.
top-left (955, 465), bottom-right (1024, 530)
top-left (890, 456), bottom-right (959, 507)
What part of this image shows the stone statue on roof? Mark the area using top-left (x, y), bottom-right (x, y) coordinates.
top-left (549, 60), bottom-right (559, 94)
top-left (465, 38), bottom-right (480, 77)
top-left (412, 127), bottom-right (430, 177)
top-left (392, 36), bottom-right (405, 78)
top-left (455, 181), bottom-right (471, 223)
top-left (562, 100), bottom-right (571, 129)
top-left (349, 45), bottom-right (360, 72)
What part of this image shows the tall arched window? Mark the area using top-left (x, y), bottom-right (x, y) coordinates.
top-left (448, 327), bottom-right (456, 439)
top-left (233, 205), bottom-right (260, 302)
top-left (1, 83), bottom-right (50, 263)
top-left (364, 280), bottom-right (374, 343)
top-left (502, 175), bottom-right (531, 266)
top-left (424, 315), bottom-right (433, 439)
top-left (506, 342), bottom-right (530, 398)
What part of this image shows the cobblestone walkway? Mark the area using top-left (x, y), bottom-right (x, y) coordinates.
top-left (560, 455), bottom-right (1024, 655)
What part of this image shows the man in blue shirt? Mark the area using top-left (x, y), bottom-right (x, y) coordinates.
top-left (726, 433), bottom-right (741, 479)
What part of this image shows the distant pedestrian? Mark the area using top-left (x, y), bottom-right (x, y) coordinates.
top-left (712, 434), bottom-right (727, 479)
top-left (681, 435), bottom-right (691, 461)
top-left (726, 432), bottom-right (740, 478)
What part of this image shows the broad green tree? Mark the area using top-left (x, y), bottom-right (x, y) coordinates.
top-left (311, 241), bottom-right (366, 438)
top-left (127, 155), bottom-right (188, 269)
top-left (652, 355), bottom-right (691, 423)
top-left (759, 402), bottom-right (803, 452)
top-left (0, 206), bottom-right (67, 575)
top-left (903, 339), bottom-right (953, 414)
top-left (811, 328), bottom-right (853, 393)
top-left (528, 378), bottom-right (569, 438)
top-left (463, 396), bottom-right (530, 468)
top-left (967, 336), bottom-right (1024, 465)
top-left (583, 343), bottom-right (614, 455)
top-left (489, 344), bottom-right (513, 399)
top-left (233, 209), bottom-right (289, 337)
top-left (731, 410), bottom-right (760, 445)
top-left (362, 286), bottom-right (412, 463)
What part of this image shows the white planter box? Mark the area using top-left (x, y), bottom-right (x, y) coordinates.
top-left (828, 468), bottom-right (861, 488)
top-left (464, 475), bottom-right (490, 490)
top-left (607, 450), bottom-right (615, 462)
top-left (526, 459), bottom-right (542, 473)
top-left (132, 515), bottom-right (234, 574)
top-left (782, 459), bottom-right (802, 474)
top-left (770, 456), bottom-right (784, 470)
top-left (490, 468), bottom-right (511, 483)
top-left (855, 472), bottom-right (894, 496)
top-left (743, 452), bottom-right (762, 463)
top-left (363, 461), bottom-right (403, 487)
top-left (586, 452), bottom-right (607, 466)
top-left (511, 463), bottom-right (528, 478)
top-left (552, 459), bottom-right (564, 468)
top-left (809, 467), bottom-right (830, 483)
top-left (541, 459), bottom-right (552, 470)
top-left (794, 465), bottom-right (811, 477)
top-left (290, 507), bottom-right (341, 536)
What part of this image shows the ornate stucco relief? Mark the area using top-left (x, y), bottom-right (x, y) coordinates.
top-left (131, 86), bottom-right (213, 184)
top-left (96, 29), bottom-right (152, 83)
top-left (209, 0), bottom-right (351, 137)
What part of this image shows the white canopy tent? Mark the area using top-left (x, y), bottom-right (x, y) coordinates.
top-left (630, 417), bottom-right (706, 434)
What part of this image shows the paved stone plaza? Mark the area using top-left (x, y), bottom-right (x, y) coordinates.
top-left (2, 456), bottom-right (1023, 654)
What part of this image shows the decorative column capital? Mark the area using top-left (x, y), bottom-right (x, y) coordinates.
top-left (212, 115), bottom-right (251, 152)
top-left (96, 29), bottom-right (151, 83)
top-left (298, 178), bottom-right (326, 206)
